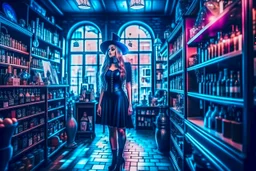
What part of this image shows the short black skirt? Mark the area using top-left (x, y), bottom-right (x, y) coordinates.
top-left (100, 89), bottom-right (134, 128)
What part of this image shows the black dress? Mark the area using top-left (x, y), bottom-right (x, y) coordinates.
top-left (100, 62), bottom-right (134, 128)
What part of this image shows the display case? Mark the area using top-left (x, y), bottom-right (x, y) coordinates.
top-left (75, 102), bottom-right (96, 139)
top-left (160, 0), bottom-right (256, 170)
top-left (135, 106), bottom-right (159, 130)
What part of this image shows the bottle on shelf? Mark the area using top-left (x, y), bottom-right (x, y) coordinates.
top-left (215, 106), bottom-right (225, 133)
top-left (234, 71), bottom-right (241, 98)
top-left (225, 69), bottom-right (230, 97)
top-left (212, 74), bottom-right (217, 96)
top-left (204, 105), bottom-right (212, 128)
top-left (221, 68), bottom-right (228, 97)
top-left (208, 105), bottom-right (219, 129)
top-left (217, 71), bottom-right (222, 96)
top-left (4, 66), bottom-right (14, 85)
top-left (229, 70), bottom-right (235, 97)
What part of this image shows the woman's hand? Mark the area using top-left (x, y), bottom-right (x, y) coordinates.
top-left (97, 105), bottom-right (102, 117)
top-left (128, 105), bottom-right (133, 115)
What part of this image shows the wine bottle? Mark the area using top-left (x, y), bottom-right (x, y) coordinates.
top-left (221, 68), bottom-right (228, 97)
top-left (212, 74), bottom-right (217, 96)
top-left (229, 70), bottom-right (235, 97)
top-left (217, 71), bottom-right (223, 96)
top-left (204, 105), bottom-right (212, 128)
top-left (234, 71), bottom-right (241, 98)
top-left (208, 105), bottom-right (219, 129)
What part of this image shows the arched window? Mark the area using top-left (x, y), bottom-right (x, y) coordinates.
top-left (68, 23), bottom-right (102, 95)
top-left (119, 22), bottom-right (155, 103)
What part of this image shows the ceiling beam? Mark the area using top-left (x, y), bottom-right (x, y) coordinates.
top-left (164, 0), bottom-right (170, 15)
top-left (170, 0), bottom-right (177, 15)
top-left (100, 0), bottom-right (106, 11)
top-left (126, 0), bottom-right (130, 12)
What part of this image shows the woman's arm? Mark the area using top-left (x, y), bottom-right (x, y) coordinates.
top-left (98, 89), bottom-right (104, 106)
top-left (126, 82), bottom-right (132, 106)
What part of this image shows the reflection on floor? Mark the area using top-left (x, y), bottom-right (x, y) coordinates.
top-left (41, 125), bottom-right (174, 171)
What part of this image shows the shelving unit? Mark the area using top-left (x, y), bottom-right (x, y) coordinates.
top-left (0, 0), bottom-right (67, 170)
top-left (135, 106), bottom-right (159, 130)
top-left (160, 0), bottom-right (255, 170)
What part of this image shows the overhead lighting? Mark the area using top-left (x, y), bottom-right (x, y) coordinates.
top-left (77, 0), bottom-right (91, 9)
top-left (130, 0), bottom-right (144, 9)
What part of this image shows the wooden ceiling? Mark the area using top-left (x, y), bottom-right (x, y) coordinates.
top-left (47, 0), bottom-right (176, 16)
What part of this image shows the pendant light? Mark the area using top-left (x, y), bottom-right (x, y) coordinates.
top-left (77, 0), bottom-right (91, 9)
top-left (130, 0), bottom-right (144, 9)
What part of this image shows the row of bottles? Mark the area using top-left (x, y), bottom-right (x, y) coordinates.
top-left (170, 75), bottom-right (183, 90)
top-left (169, 34), bottom-right (183, 56)
top-left (137, 109), bottom-right (156, 115)
top-left (196, 26), bottom-right (242, 64)
top-left (48, 110), bottom-right (64, 120)
top-left (13, 128), bottom-right (44, 154)
top-left (48, 89), bottom-right (64, 99)
top-left (15, 117), bottom-right (45, 136)
top-left (31, 47), bottom-right (47, 58)
top-left (204, 103), bottom-right (242, 144)
top-left (0, 67), bottom-right (30, 85)
top-left (8, 106), bottom-right (43, 119)
top-left (48, 120), bottom-right (65, 136)
top-left (156, 55), bottom-right (168, 61)
top-left (0, 88), bottom-right (44, 108)
top-left (0, 49), bottom-right (29, 66)
top-left (0, 32), bottom-right (28, 52)
top-left (32, 18), bottom-right (60, 47)
top-left (170, 57), bottom-right (183, 74)
top-left (253, 8), bottom-right (256, 45)
top-left (31, 58), bottom-right (43, 69)
top-left (137, 117), bottom-right (153, 127)
top-left (198, 69), bottom-right (241, 98)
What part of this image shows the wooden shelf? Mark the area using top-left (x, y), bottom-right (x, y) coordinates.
top-left (188, 92), bottom-right (244, 106)
top-left (0, 101), bottom-right (45, 111)
top-left (48, 105), bottom-right (65, 112)
top-left (46, 85), bottom-right (69, 88)
top-left (170, 107), bottom-right (184, 119)
top-left (17, 111), bottom-right (45, 121)
top-left (170, 118), bottom-right (184, 134)
top-left (48, 141), bottom-right (67, 158)
top-left (31, 54), bottom-right (48, 60)
top-left (0, 62), bottom-right (29, 69)
top-left (0, 44), bottom-right (30, 55)
top-left (169, 89), bottom-right (184, 94)
top-left (169, 70), bottom-right (183, 77)
top-left (171, 135), bottom-right (184, 159)
top-left (169, 48), bottom-right (183, 61)
top-left (48, 115), bottom-right (64, 123)
top-left (38, 38), bottom-right (62, 50)
top-left (12, 139), bottom-right (45, 160)
top-left (48, 97), bottom-right (65, 102)
top-left (170, 151), bottom-right (181, 171)
top-left (186, 157), bottom-right (195, 171)
top-left (0, 85), bottom-right (45, 88)
top-left (30, 7), bottom-right (63, 31)
top-left (187, 0), bottom-right (240, 46)
top-left (31, 67), bottom-right (44, 72)
top-left (48, 127), bottom-right (66, 139)
top-left (13, 123), bottom-right (45, 138)
top-left (187, 51), bottom-right (242, 71)
top-left (187, 117), bottom-right (243, 152)
top-left (0, 15), bottom-right (33, 37)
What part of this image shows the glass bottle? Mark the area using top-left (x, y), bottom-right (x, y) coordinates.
top-left (30, 89), bottom-right (35, 102)
top-left (19, 88), bottom-right (25, 104)
top-left (4, 66), bottom-right (13, 85)
top-left (13, 89), bottom-right (19, 105)
top-left (3, 91), bottom-right (8, 108)
top-left (234, 71), bottom-right (241, 98)
top-left (217, 71), bottom-right (222, 96)
top-left (199, 75), bottom-right (204, 94)
top-left (229, 70), bottom-right (235, 97)
top-left (221, 69), bottom-right (228, 97)
top-left (215, 106), bottom-right (225, 133)
top-left (230, 25), bottom-right (236, 52)
top-left (25, 89), bottom-right (31, 103)
top-left (8, 91), bottom-right (14, 106)
top-left (204, 105), bottom-right (212, 128)
top-left (208, 105), bottom-right (219, 129)
top-left (208, 74), bottom-right (213, 95)
top-left (217, 32), bottom-right (224, 56)
top-left (212, 74), bottom-right (217, 96)
top-left (205, 74), bottom-right (209, 95)
top-left (235, 25), bottom-right (242, 51)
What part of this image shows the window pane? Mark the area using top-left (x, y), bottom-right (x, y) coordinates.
top-left (100, 54), bottom-right (105, 64)
top-left (84, 66), bottom-right (97, 85)
top-left (125, 25), bottom-right (139, 38)
top-left (71, 54), bottom-right (83, 65)
top-left (140, 65), bottom-right (151, 100)
top-left (71, 66), bottom-right (83, 77)
top-left (85, 40), bottom-right (98, 51)
top-left (131, 65), bottom-right (139, 103)
top-left (124, 54), bottom-right (138, 64)
top-left (122, 39), bottom-right (138, 51)
top-left (140, 54), bottom-right (151, 64)
top-left (85, 26), bottom-right (99, 38)
top-left (138, 26), bottom-right (151, 38)
top-left (72, 26), bottom-right (84, 39)
top-left (70, 86), bottom-right (78, 95)
top-left (70, 77), bottom-right (83, 85)
top-left (140, 39), bottom-right (152, 51)
top-left (86, 55), bottom-right (97, 64)
top-left (71, 40), bottom-right (84, 52)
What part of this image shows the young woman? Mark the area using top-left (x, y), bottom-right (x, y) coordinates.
top-left (97, 33), bottom-right (134, 171)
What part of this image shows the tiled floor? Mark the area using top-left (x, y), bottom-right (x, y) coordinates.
top-left (42, 125), bottom-right (174, 171)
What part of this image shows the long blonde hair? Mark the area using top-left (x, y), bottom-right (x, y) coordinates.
top-left (100, 46), bottom-right (126, 91)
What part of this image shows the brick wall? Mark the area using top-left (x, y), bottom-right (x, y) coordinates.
top-left (61, 15), bottom-right (171, 41)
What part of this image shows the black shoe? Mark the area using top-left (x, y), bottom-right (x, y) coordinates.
top-left (108, 150), bottom-right (117, 171)
top-left (113, 157), bottom-right (125, 171)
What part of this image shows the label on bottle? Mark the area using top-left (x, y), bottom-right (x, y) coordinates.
top-left (3, 101), bottom-right (8, 108)
top-left (230, 86), bottom-right (234, 93)
top-left (19, 97), bottom-right (24, 104)
top-left (233, 86), bottom-right (237, 93)
top-left (26, 96), bottom-right (30, 103)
